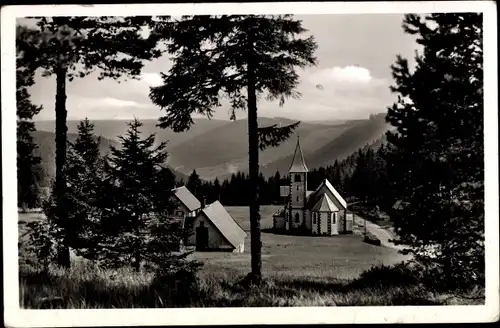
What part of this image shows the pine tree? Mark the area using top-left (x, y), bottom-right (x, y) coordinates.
top-left (213, 177), bottom-right (221, 202)
top-left (149, 15), bottom-right (317, 283)
top-left (65, 119), bottom-right (105, 259)
top-left (16, 26), bottom-right (43, 210)
top-left (385, 14), bottom-right (483, 290)
top-left (186, 170), bottom-right (202, 198)
top-left (102, 119), bottom-right (177, 272)
top-left (20, 17), bottom-right (164, 267)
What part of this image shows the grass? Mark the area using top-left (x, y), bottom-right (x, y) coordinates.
top-left (17, 206), bottom-right (484, 308)
top-left (191, 206), bottom-right (409, 280)
top-left (19, 260), bottom-right (484, 308)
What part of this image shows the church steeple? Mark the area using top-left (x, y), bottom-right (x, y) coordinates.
top-left (289, 135), bottom-right (308, 173)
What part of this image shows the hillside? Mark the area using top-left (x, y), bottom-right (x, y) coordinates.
top-left (33, 115), bottom-right (389, 182)
top-left (258, 113), bottom-right (390, 177)
top-left (35, 118), bottom-right (230, 148)
top-left (167, 118), bottom-right (359, 179)
top-left (32, 131), bottom-right (189, 187)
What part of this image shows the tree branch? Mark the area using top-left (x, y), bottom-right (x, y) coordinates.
top-left (257, 121), bottom-right (300, 151)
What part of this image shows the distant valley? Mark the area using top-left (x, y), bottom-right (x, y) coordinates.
top-left (34, 113), bottom-right (390, 182)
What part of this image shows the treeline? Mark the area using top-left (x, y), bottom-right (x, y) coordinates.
top-left (183, 137), bottom-right (390, 208)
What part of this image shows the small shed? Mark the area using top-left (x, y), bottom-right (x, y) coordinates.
top-left (189, 201), bottom-right (246, 253)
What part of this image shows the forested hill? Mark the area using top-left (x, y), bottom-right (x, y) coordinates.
top-left (32, 131), bottom-right (189, 187)
top-left (258, 113), bottom-right (390, 178)
top-left (35, 115), bottom-right (389, 181)
top-left (188, 135), bottom-right (390, 207)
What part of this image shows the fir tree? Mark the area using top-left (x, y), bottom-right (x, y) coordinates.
top-left (149, 15), bottom-right (317, 283)
top-left (385, 13), bottom-right (484, 290)
top-left (102, 119), bottom-right (178, 272)
top-left (16, 26), bottom-right (43, 210)
top-left (20, 16), bottom-right (164, 267)
top-left (213, 177), bottom-right (221, 202)
top-left (186, 169), bottom-right (202, 198)
top-left (65, 119), bottom-right (105, 258)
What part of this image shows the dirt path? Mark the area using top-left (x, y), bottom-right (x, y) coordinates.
top-left (353, 215), bottom-right (406, 251)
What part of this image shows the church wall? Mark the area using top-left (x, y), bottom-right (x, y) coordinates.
top-left (337, 210), bottom-right (346, 233)
top-left (331, 213), bottom-right (339, 235)
top-left (319, 212), bottom-right (329, 235)
top-left (290, 208), bottom-right (305, 230)
top-left (311, 213), bottom-right (317, 235)
top-left (304, 210), bottom-right (312, 230)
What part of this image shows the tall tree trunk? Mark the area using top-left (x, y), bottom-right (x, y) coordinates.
top-left (134, 249), bottom-right (141, 272)
top-left (247, 46), bottom-right (262, 283)
top-left (134, 225), bottom-right (141, 272)
top-left (55, 65), bottom-right (70, 268)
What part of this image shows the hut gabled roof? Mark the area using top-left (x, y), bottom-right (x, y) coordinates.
top-left (172, 186), bottom-right (201, 212)
top-left (199, 201), bottom-right (246, 248)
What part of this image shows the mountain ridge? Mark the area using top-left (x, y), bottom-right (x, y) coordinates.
top-left (32, 130), bottom-right (190, 187)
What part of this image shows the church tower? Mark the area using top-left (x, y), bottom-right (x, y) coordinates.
top-left (288, 136), bottom-right (308, 230)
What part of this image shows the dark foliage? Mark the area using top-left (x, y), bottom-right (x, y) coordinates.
top-left (20, 16), bottom-right (165, 267)
top-left (385, 13), bottom-right (484, 290)
top-left (16, 26), bottom-right (44, 209)
top-left (98, 119), bottom-right (194, 277)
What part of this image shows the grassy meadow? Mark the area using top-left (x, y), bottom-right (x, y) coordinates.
top-left (17, 206), bottom-right (483, 308)
top-left (192, 206), bottom-right (409, 280)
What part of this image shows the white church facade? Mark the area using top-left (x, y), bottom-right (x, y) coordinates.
top-left (273, 137), bottom-right (354, 235)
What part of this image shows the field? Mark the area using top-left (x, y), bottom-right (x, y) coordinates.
top-left (17, 206), bottom-right (482, 308)
top-left (191, 206), bottom-right (409, 280)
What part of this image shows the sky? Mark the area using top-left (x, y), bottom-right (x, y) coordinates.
top-left (21, 14), bottom-right (420, 122)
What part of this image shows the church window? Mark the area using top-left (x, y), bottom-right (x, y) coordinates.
top-left (296, 185), bottom-right (299, 190)
top-left (296, 196), bottom-right (299, 202)
top-left (294, 174), bottom-right (301, 182)
top-left (313, 213), bottom-right (316, 224)
top-left (295, 213), bottom-right (300, 222)
top-left (332, 213), bottom-right (336, 224)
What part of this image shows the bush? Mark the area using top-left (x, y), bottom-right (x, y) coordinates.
top-left (351, 262), bottom-right (421, 289)
top-left (363, 232), bottom-right (381, 246)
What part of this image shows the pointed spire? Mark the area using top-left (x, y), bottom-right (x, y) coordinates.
top-left (289, 134), bottom-right (308, 173)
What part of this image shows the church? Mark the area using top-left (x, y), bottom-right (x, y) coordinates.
top-left (273, 137), bottom-right (354, 235)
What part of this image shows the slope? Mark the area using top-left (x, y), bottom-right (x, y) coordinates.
top-left (166, 117), bottom-right (355, 179)
top-left (259, 113), bottom-right (390, 177)
top-left (35, 118), bottom-right (230, 148)
top-left (32, 131), bottom-right (189, 187)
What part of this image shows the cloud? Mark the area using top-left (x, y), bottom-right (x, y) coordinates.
top-left (141, 73), bottom-right (163, 87)
top-left (82, 97), bottom-right (148, 109)
top-left (253, 65), bottom-right (395, 121)
top-left (309, 65), bottom-right (377, 85)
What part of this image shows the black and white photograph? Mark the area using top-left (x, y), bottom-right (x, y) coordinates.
top-left (2, 1), bottom-right (498, 326)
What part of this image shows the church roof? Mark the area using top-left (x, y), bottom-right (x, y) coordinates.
top-left (312, 193), bottom-right (339, 212)
top-left (323, 179), bottom-right (348, 209)
top-left (307, 179), bottom-right (348, 210)
top-left (289, 136), bottom-right (308, 173)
